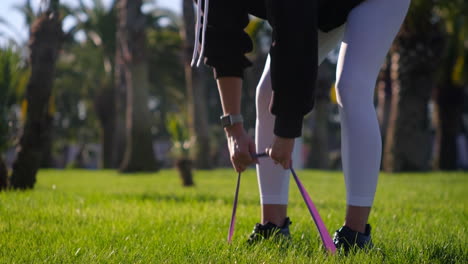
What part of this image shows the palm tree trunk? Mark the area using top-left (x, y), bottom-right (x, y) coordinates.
top-left (432, 16), bottom-right (465, 170)
top-left (10, 8), bottom-right (63, 189)
top-left (306, 61), bottom-right (334, 169)
top-left (94, 84), bottom-right (116, 168)
top-left (0, 155), bottom-right (7, 190)
top-left (40, 114), bottom-right (54, 168)
top-left (383, 7), bottom-right (443, 172)
top-left (117, 0), bottom-right (159, 172)
top-left (377, 55), bottom-right (392, 145)
top-left (113, 61), bottom-right (127, 168)
top-left (383, 51), bottom-right (432, 172)
top-left (307, 100), bottom-right (329, 169)
top-left (432, 82), bottom-right (464, 170)
top-left (181, 0), bottom-right (212, 169)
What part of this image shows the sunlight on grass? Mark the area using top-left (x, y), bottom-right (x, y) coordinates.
top-left (0, 169), bottom-right (467, 263)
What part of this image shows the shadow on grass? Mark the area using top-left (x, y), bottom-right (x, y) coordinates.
top-left (379, 242), bottom-right (466, 264)
top-left (110, 192), bottom-right (260, 206)
top-left (426, 243), bottom-right (467, 264)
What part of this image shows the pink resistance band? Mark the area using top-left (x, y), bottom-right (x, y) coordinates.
top-left (227, 153), bottom-right (337, 254)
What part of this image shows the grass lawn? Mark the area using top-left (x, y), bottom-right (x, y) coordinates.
top-left (0, 169), bottom-right (466, 263)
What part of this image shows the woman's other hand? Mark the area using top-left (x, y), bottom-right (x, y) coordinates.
top-left (266, 136), bottom-right (294, 169)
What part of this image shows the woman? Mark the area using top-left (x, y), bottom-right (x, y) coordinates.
top-left (192, 0), bottom-right (410, 251)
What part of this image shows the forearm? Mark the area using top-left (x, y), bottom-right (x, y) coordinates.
top-left (217, 77), bottom-right (244, 134)
top-left (217, 77), bottom-right (242, 115)
top-left (217, 76), bottom-right (255, 171)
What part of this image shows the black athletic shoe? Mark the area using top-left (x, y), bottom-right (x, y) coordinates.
top-left (247, 217), bottom-right (292, 244)
top-left (333, 224), bottom-right (373, 252)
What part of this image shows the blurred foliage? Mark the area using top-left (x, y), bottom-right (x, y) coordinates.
top-left (0, 46), bottom-right (29, 152)
top-left (71, 0), bottom-right (117, 72)
top-left (50, 0), bottom-right (183, 151)
top-left (401, 0), bottom-right (467, 86)
top-left (245, 18), bottom-right (271, 56)
top-left (434, 0), bottom-right (468, 86)
top-left (166, 113), bottom-right (190, 159)
top-left (147, 27), bottom-right (185, 138)
top-left (14, 0), bottom-right (36, 28)
top-left (52, 43), bottom-right (101, 145)
top-left (0, 0), bottom-right (466, 169)
top-left (0, 0), bottom-right (186, 166)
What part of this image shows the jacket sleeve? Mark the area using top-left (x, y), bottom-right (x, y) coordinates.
top-left (318, 0), bottom-right (364, 32)
top-left (265, 0), bottom-right (318, 138)
top-left (200, 0), bottom-right (253, 79)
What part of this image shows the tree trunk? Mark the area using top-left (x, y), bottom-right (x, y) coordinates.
top-left (94, 84), bottom-right (116, 168)
top-left (308, 101), bottom-right (329, 169)
top-left (383, 11), bottom-right (443, 172)
top-left (113, 59), bottom-right (127, 168)
top-left (10, 10), bottom-right (63, 189)
top-left (432, 82), bottom-right (464, 170)
top-left (432, 16), bottom-right (465, 170)
top-left (176, 159), bottom-right (194, 186)
top-left (40, 114), bottom-right (54, 168)
top-left (117, 0), bottom-right (159, 172)
top-left (377, 55), bottom-right (392, 145)
top-left (74, 143), bottom-right (87, 169)
top-left (181, 0), bottom-right (212, 169)
top-left (383, 52), bottom-right (432, 171)
top-left (0, 155), bottom-right (7, 190)
top-left (306, 61), bottom-right (334, 169)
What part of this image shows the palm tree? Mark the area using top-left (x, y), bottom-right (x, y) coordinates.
top-left (10, 0), bottom-right (64, 189)
top-left (3, 0), bottom-right (73, 170)
top-left (72, 0), bottom-right (119, 168)
top-left (383, 0), bottom-right (444, 172)
top-left (116, 0), bottom-right (158, 172)
top-left (432, 0), bottom-right (468, 170)
top-left (0, 46), bottom-right (29, 189)
top-left (181, 0), bottom-right (212, 169)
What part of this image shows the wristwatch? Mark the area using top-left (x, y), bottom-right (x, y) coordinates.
top-left (220, 114), bottom-right (244, 128)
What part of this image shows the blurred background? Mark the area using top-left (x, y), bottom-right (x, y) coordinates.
top-left (0, 0), bottom-right (466, 189)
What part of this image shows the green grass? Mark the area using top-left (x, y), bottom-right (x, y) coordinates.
top-left (0, 169), bottom-right (467, 263)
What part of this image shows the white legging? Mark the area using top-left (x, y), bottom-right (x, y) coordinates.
top-left (255, 0), bottom-right (410, 206)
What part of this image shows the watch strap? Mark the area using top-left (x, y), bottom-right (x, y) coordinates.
top-left (220, 114), bottom-right (244, 128)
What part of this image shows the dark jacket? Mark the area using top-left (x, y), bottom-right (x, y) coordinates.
top-left (199, 0), bottom-right (364, 138)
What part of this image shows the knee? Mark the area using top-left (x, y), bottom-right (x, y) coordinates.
top-left (335, 75), bottom-right (374, 110)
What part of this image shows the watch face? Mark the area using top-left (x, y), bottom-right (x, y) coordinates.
top-left (221, 115), bottom-right (231, 127)
top-left (220, 115), bottom-right (243, 128)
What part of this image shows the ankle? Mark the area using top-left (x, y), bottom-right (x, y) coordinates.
top-left (344, 205), bottom-right (371, 233)
top-left (262, 204), bottom-right (288, 226)
top-left (343, 223), bottom-right (366, 233)
top-left (263, 217), bottom-right (287, 227)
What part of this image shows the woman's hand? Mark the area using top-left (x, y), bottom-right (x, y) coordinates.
top-left (266, 136), bottom-right (295, 169)
top-left (225, 124), bottom-right (257, 172)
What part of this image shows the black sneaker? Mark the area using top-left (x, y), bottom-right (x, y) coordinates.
top-left (247, 217), bottom-right (292, 244)
top-left (333, 224), bottom-right (373, 252)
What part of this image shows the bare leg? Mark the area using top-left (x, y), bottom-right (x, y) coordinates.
top-left (344, 206), bottom-right (371, 233)
top-left (262, 204), bottom-right (288, 226)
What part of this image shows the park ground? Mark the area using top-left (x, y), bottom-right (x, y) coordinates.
top-left (0, 169), bottom-right (467, 263)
